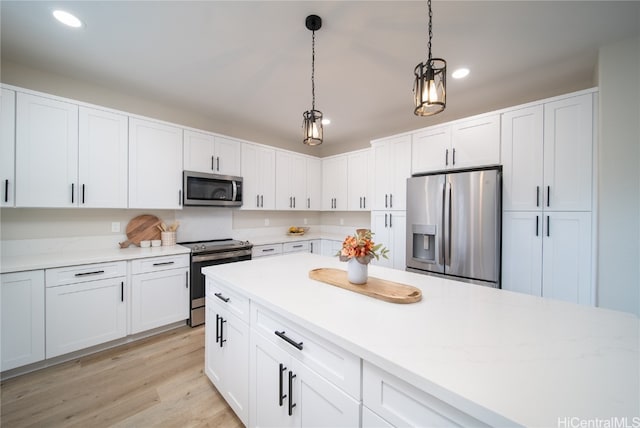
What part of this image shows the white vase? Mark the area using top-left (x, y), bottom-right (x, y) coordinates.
top-left (347, 258), bottom-right (368, 284)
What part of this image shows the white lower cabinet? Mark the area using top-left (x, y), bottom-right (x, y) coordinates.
top-left (130, 255), bottom-right (189, 334)
top-left (309, 240), bottom-right (321, 255)
top-left (205, 279), bottom-right (250, 425)
top-left (45, 262), bottom-right (127, 358)
top-left (252, 243), bottom-right (283, 258)
top-left (0, 270), bottom-right (45, 371)
top-left (283, 241), bottom-right (309, 254)
top-left (363, 362), bottom-right (489, 427)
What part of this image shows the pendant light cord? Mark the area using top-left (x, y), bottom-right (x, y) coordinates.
top-left (427, 0), bottom-right (433, 61)
top-left (311, 30), bottom-right (316, 110)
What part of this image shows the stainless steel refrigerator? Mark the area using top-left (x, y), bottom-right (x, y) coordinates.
top-left (406, 167), bottom-right (502, 287)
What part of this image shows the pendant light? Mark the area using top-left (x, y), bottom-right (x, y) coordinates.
top-left (303, 15), bottom-right (323, 146)
top-left (413, 0), bottom-right (446, 116)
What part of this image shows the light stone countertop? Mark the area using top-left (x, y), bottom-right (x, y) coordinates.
top-left (203, 253), bottom-right (640, 427)
top-left (0, 245), bottom-right (191, 273)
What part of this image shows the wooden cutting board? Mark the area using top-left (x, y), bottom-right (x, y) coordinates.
top-left (119, 214), bottom-right (162, 248)
top-left (308, 268), bottom-right (422, 304)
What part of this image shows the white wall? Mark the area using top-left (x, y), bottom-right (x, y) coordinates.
top-left (597, 36), bottom-right (640, 316)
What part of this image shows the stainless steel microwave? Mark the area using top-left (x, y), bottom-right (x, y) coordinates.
top-left (183, 171), bottom-right (242, 207)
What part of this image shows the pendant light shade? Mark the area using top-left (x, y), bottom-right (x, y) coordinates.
top-left (414, 0), bottom-right (446, 116)
top-left (303, 14), bottom-right (323, 146)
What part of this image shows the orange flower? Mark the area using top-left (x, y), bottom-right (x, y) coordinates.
top-left (337, 229), bottom-right (389, 264)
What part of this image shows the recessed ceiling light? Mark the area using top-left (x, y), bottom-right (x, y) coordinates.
top-left (452, 68), bottom-right (470, 79)
top-left (321, 118), bottom-right (331, 125)
top-left (53, 10), bottom-right (83, 28)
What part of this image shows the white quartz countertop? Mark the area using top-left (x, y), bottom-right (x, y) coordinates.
top-left (244, 232), bottom-right (345, 246)
top-left (202, 253), bottom-right (640, 427)
top-left (1, 245), bottom-right (191, 273)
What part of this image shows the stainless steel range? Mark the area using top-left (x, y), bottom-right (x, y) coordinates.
top-left (179, 239), bottom-right (253, 327)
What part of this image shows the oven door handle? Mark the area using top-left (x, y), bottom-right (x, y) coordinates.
top-left (192, 249), bottom-right (252, 263)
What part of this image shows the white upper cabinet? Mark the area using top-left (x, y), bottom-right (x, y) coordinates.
top-left (128, 117), bottom-right (183, 209)
top-left (306, 157), bottom-right (322, 210)
top-left (411, 114), bottom-right (500, 174)
top-left (543, 94), bottom-right (593, 211)
top-left (411, 125), bottom-right (450, 174)
top-left (183, 130), bottom-right (241, 176)
top-left (372, 135), bottom-right (411, 211)
top-left (1, 88), bottom-right (16, 207)
top-left (347, 149), bottom-right (371, 211)
top-left (241, 143), bottom-right (275, 210)
top-left (78, 107), bottom-right (128, 208)
top-left (501, 105), bottom-right (544, 211)
top-left (15, 92), bottom-right (79, 207)
top-left (276, 151), bottom-right (307, 210)
top-left (322, 155), bottom-right (348, 210)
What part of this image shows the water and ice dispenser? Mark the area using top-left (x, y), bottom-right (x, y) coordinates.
top-left (411, 224), bottom-right (437, 263)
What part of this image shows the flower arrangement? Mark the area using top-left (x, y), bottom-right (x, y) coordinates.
top-left (337, 229), bottom-right (389, 265)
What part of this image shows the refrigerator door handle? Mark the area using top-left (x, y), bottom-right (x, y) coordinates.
top-left (447, 183), bottom-right (453, 265)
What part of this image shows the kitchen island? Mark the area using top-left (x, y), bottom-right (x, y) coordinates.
top-left (203, 253), bottom-right (639, 427)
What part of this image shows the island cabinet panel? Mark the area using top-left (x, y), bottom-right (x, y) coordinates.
top-left (362, 362), bottom-right (490, 428)
top-left (0, 270), bottom-right (45, 371)
top-left (205, 279), bottom-right (249, 425)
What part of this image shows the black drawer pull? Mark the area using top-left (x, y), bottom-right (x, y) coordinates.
top-left (275, 331), bottom-right (303, 350)
top-left (74, 270), bottom-right (105, 277)
top-left (214, 292), bottom-right (230, 303)
top-left (292, 245), bottom-right (303, 248)
top-left (152, 261), bottom-right (175, 266)
top-left (262, 248), bottom-right (275, 252)
top-left (4, 179), bottom-right (8, 203)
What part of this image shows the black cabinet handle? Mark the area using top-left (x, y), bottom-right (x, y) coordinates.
top-left (214, 292), bottom-right (230, 303)
top-left (260, 195), bottom-right (263, 208)
top-left (215, 314), bottom-right (221, 344)
top-left (536, 186), bottom-right (540, 207)
top-left (445, 149), bottom-right (449, 166)
top-left (547, 186), bottom-right (550, 207)
top-left (452, 148), bottom-right (456, 165)
top-left (384, 213), bottom-right (388, 228)
top-left (262, 248), bottom-right (275, 253)
top-left (71, 183), bottom-right (75, 203)
top-left (216, 156), bottom-right (220, 171)
top-left (4, 179), bottom-right (8, 203)
top-left (288, 371), bottom-right (297, 416)
top-left (274, 330), bottom-right (303, 350)
top-left (279, 363), bottom-right (287, 406)
top-left (289, 196), bottom-right (292, 208)
top-left (307, 198), bottom-right (310, 209)
top-left (536, 215), bottom-right (539, 237)
top-left (390, 213), bottom-right (393, 228)
top-left (74, 270), bottom-right (105, 277)
top-left (363, 196), bottom-right (366, 209)
top-left (82, 184), bottom-right (85, 204)
top-left (292, 245), bottom-right (303, 249)
top-left (121, 281), bottom-right (124, 302)
top-left (293, 197), bottom-right (295, 208)
top-left (153, 261), bottom-right (175, 266)
top-left (385, 194), bottom-right (388, 208)
top-left (256, 195), bottom-right (260, 207)
top-left (219, 318), bottom-right (226, 348)
top-left (547, 215), bottom-right (550, 237)
top-left (179, 189), bottom-right (182, 206)
top-left (389, 194), bottom-right (393, 208)
top-left (212, 156), bottom-right (215, 171)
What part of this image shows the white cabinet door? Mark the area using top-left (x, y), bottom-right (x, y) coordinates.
top-left (371, 211), bottom-right (406, 270)
top-left (347, 150), bottom-right (370, 211)
top-left (1, 88), bottom-right (16, 207)
top-left (501, 211), bottom-right (543, 296)
top-left (183, 131), bottom-right (241, 176)
top-left (543, 94), bottom-right (593, 211)
top-left (130, 267), bottom-right (189, 334)
top-left (213, 136), bottom-right (241, 176)
top-left (542, 212), bottom-right (593, 305)
top-left (241, 143), bottom-right (275, 210)
top-left (412, 125), bottom-right (450, 174)
top-left (309, 240), bottom-right (322, 254)
top-left (322, 155), bottom-right (348, 210)
top-left (0, 270), bottom-right (45, 371)
top-left (371, 136), bottom-right (411, 211)
top-left (501, 105), bottom-right (544, 211)
top-left (15, 92), bottom-right (78, 207)
top-left (251, 330), bottom-right (295, 428)
top-left (128, 118), bottom-right (183, 209)
top-left (205, 301), bottom-right (249, 425)
top-left (78, 107), bottom-right (128, 208)
top-left (276, 151), bottom-right (306, 210)
top-left (306, 157), bottom-right (322, 210)
top-left (46, 277), bottom-right (126, 358)
top-left (451, 114), bottom-right (500, 169)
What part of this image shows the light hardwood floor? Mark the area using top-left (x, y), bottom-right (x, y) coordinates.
top-left (0, 326), bottom-right (243, 428)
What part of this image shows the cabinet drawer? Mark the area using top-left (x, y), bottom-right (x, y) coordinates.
top-left (282, 241), bottom-right (309, 253)
top-left (252, 243), bottom-right (282, 258)
top-left (46, 261), bottom-right (126, 287)
top-left (251, 303), bottom-right (361, 399)
top-left (363, 362), bottom-right (490, 427)
top-left (206, 277), bottom-right (250, 324)
top-left (130, 254), bottom-right (189, 274)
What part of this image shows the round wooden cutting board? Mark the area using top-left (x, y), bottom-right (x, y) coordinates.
top-left (119, 214), bottom-right (162, 248)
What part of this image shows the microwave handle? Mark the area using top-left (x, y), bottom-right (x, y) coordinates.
top-left (232, 181), bottom-right (238, 202)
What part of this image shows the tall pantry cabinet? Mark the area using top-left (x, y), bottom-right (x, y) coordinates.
top-left (501, 91), bottom-right (595, 305)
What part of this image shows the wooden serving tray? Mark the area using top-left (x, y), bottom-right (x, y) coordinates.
top-left (308, 268), bottom-right (422, 304)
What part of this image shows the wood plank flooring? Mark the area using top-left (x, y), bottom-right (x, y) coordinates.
top-left (0, 326), bottom-right (243, 428)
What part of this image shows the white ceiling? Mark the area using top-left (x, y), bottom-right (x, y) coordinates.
top-left (1, 1), bottom-right (639, 156)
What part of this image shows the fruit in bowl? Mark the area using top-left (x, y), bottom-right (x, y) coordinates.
top-left (288, 226), bottom-right (308, 235)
